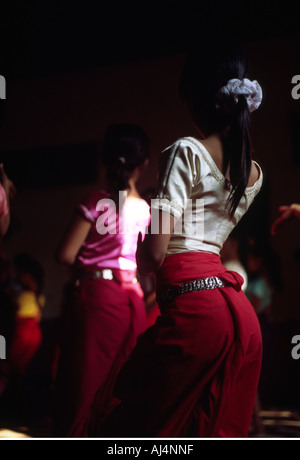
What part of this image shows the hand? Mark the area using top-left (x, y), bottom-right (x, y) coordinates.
top-left (0, 164), bottom-right (16, 200)
top-left (271, 203), bottom-right (300, 235)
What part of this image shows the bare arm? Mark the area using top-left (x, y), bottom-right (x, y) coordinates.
top-left (0, 212), bottom-right (9, 237)
top-left (55, 212), bottom-right (92, 266)
top-left (136, 210), bottom-right (175, 275)
top-left (271, 203), bottom-right (300, 236)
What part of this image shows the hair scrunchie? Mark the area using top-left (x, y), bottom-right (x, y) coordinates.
top-left (216, 78), bottom-right (263, 112)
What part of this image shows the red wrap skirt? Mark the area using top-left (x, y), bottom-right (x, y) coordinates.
top-left (53, 270), bottom-right (147, 437)
top-left (99, 252), bottom-right (262, 438)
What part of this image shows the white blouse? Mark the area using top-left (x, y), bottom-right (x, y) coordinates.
top-left (152, 137), bottom-right (263, 256)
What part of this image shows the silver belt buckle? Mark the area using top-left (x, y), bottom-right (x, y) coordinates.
top-left (102, 269), bottom-right (113, 280)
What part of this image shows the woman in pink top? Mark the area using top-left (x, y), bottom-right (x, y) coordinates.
top-left (53, 124), bottom-right (150, 437)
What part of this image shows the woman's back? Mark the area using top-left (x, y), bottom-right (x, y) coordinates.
top-left (200, 135), bottom-right (260, 188)
top-left (152, 136), bottom-right (263, 257)
top-left (76, 190), bottom-right (150, 271)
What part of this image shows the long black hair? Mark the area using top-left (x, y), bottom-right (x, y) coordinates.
top-left (180, 41), bottom-right (254, 218)
top-left (102, 124), bottom-right (149, 192)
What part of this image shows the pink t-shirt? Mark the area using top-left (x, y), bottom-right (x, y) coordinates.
top-left (76, 190), bottom-right (150, 271)
top-left (0, 183), bottom-right (8, 218)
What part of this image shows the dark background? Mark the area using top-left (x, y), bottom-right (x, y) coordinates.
top-left (0, 1), bottom-right (299, 81)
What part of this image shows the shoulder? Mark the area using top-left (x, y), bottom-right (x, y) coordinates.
top-left (160, 137), bottom-right (207, 185)
top-left (247, 160), bottom-right (263, 190)
top-left (249, 161), bottom-right (260, 184)
top-left (161, 137), bottom-right (209, 170)
top-left (128, 197), bottom-right (150, 216)
top-left (139, 199), bottom-right (151, 222)
top-left (139, 197), bottom-right (150, 211)
top-left (81, 189), bottom-right (108, 203)
top-left (162, 137), bottom-right (201, 154)
top-left (78, 189), bottom-right (108, 209)
top-left (77, 189), bottom-right (109, 223)
top-left (160, 137), bottom-right (206, 168)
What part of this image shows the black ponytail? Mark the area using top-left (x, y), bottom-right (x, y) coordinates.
top-left (180, 40), bottom-right (256, 219)
top-left (106, 157), bottom-right (131, 191)
top-left (222, 94), bottom-right (252, 217)
top-left (102, 124), bottom-right (149, 193)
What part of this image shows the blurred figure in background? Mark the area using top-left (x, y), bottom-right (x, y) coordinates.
top-left (0, 161), bottom-right (17, 356)
top-left (53, 124), bottom-right (150, 437)
top-left (0, 163), bottom-right (17, 409)
top-left (0, 258), bottom-right (17, 402)
top-left (9, 253), bottom-right (44, 380)
top-left (244, 239), bottom-right (279, 321)
top-left (0, 253), bottom-right (44, 429)
top-left (244, 238), bottom-right (282, 436)
top-left (245, 243), bottom-right (272, 317)
top-left (244, 238), bottom-right (282, 363)
top-left (221, 231), bottom-right (248, 292)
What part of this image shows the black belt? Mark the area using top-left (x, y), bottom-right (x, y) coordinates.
top-left (76, 269), bottom-right (115, 281)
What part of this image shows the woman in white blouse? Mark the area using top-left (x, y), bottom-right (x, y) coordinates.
top-left (99, 41), bottom-right (264, 438)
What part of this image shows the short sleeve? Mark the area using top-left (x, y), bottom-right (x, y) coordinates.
top-left (152, 140), bottom-right (201, 219)
top-left (76, 190), bottom-right (108, 223)
top-left (0, 183), bottom-right (8, 218)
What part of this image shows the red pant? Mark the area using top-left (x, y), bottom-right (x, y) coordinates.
top-left (53, 274), bottom-right (147, 437)
top-left (100, 252), bottom-right (262, 438)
